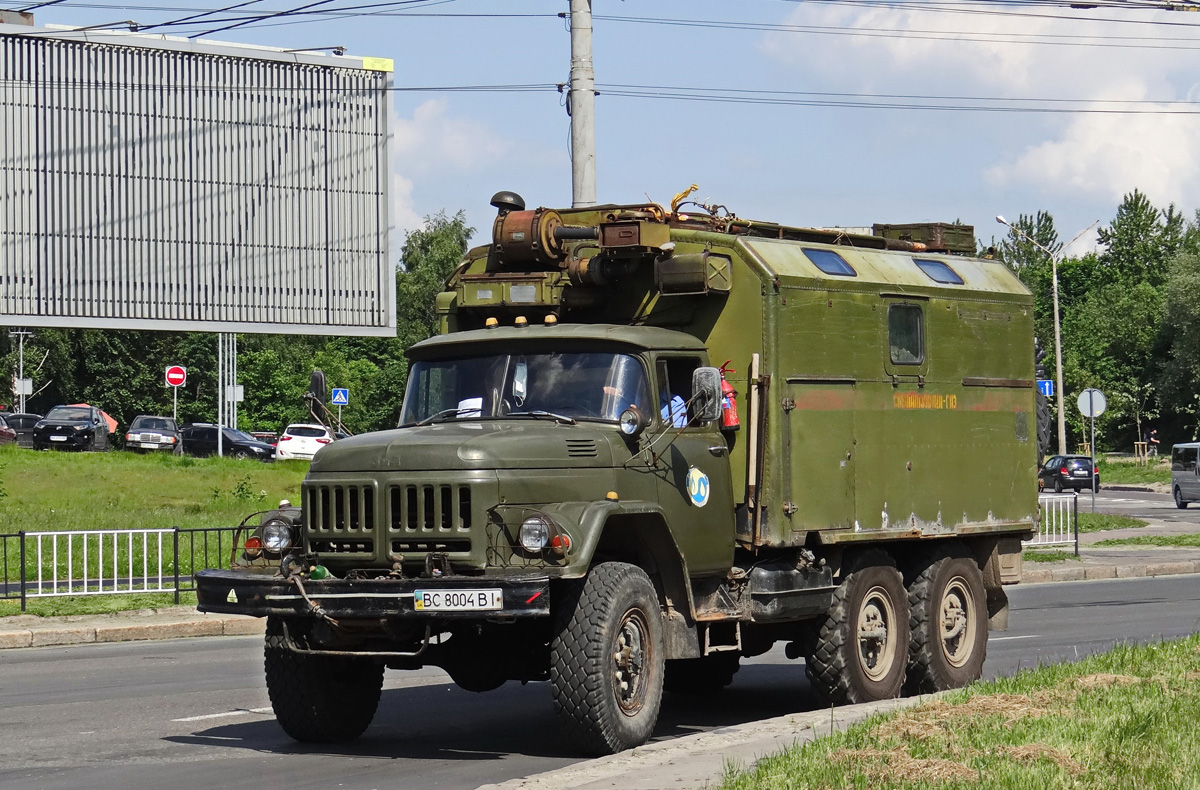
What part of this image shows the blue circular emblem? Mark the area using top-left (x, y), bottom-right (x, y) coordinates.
top-left (685, 466), bottom-right (710, 508)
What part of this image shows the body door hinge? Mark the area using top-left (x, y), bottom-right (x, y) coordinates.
top-left (781, 397), bottom-right (796, 411)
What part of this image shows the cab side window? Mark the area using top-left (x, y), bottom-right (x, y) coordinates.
top-left (656, 357), bottom-right (702, 427)
top-left (888, 304), bottom-right (924, 365)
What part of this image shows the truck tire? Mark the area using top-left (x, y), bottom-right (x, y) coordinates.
top-left (1175, 487), bottom-right (1188, 509)
top-left (550, 562), bottom-right (665, 755)
top-left (805, 550), bottom-right (909, 705)
top-left (264, 616), bottom-right (384, 743)
top-left (663, 653), bottom-right (740, 695)
top-left (904, 550), bottom-right (988, 694)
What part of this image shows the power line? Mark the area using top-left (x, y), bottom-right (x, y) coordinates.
top-left (4, 75), bottom-right (1200, 113)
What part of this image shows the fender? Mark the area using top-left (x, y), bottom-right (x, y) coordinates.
top-left (538, 499), bottom-right (702, 659)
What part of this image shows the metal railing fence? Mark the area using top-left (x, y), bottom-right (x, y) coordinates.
top-left (0, 527), bottom-right (240, 611)
top-left (1029, 493), bottom-right (1079, 555)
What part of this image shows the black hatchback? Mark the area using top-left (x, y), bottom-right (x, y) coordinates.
top-left (4, 413), bottom-right (41, 448)
top-left (1038, 455), bottom-right (1099, 493)
top-left (180, 423), bottom-right (275, 461)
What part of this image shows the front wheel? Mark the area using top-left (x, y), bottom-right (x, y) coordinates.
top-left (806, 550), bottom-right (909, 705)
top-left (1176, 487), bottom-right (1189, 509)
top-left (904, 550), bottom-right (988, 694)
top-left (551, 562), bottom-right (665, 756)
top-left (264, 616), bottom-right (384, 743)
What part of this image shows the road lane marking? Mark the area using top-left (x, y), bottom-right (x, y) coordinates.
top-left (172, 707), bottom-right (273, 723)
top-left (991, 635), bottom-right (1039, 641)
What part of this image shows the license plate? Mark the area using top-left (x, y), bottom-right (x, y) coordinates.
top-left (50, 435), bottom-right (68, 442)
top-left (1073, 470), bottom-right (1088, 476)
top-left (141, 442), bottom-right (159, 449)
top-left (414, 589), bottom-right (503, 612)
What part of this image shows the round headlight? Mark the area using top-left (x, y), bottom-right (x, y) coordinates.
top-left (519, 516), bottom-right (551, 552)
top-left (262, 519), bottom-right (294, 553)
top-left (619, 406), bottom-right (647, 438)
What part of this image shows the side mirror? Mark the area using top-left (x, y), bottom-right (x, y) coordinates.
top-left (692, 367), bottom-right (723, 423)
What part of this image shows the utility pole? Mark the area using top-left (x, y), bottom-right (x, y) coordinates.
top-left (568, 0), bottom-right (596, 207)
top-left (8, 329), bottom-right (32, 413)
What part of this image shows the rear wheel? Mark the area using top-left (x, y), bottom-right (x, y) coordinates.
top-left (1176, 487), bottom-right (1189, 509)
top-left (1053, 478), bottom-right (1063, 493)
top-left (551, 562), bottom-right (665, 755)
top-left (904, 550), bottom-right (988, 694)
top-left (806, 551), bottom-right (909, 705)
top-left (264, 616), bottom-right (383, 743)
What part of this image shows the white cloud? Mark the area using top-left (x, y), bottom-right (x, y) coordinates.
top-left (392, 99), bottom-right (508, 173)
top-left (986, 101), bottom-right (1200, 206)
top-left (758, 4), bottom-right (1200, 207)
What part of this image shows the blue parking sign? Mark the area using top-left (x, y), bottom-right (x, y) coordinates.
top-left (331, 388), bottom-right (349, 406)
top-left (1037, 380), bottom-right (1054, 397)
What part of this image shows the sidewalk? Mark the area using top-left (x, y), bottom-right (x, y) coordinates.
top-left (0, 605), bottom-right (264, 649)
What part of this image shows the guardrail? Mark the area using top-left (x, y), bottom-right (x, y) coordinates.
top-left (1029, 492), bottom-right (1079, 555)
top-left (0, 527), bottom-right (240, 611)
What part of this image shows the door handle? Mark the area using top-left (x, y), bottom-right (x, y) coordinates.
top-left (708, 445), bottom-right (727, 457)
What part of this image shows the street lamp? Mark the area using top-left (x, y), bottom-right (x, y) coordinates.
top-left (995, 216), bottom-right (1097, 457)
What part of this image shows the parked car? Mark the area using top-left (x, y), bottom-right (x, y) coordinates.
top-left (125, 415), bottom-right (182, 454)
top-left (32, 405), bottom-right (112, 451)
top-left (0, 414), bottom-right (16, 445)
top-left (1171, 442), bottom-right (1200, 509)
top-left (180, 423), bottom-right (275, 461)
top-left (1038, 454), bottom-right (1099, 493)
top-left (5, 413), bottom-right (42, 448)
top-left (274, 423), bottom-right (335, 461)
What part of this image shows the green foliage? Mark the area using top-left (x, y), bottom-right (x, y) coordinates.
top-left (1095, 457), bottom-right (1171, 485)
top-left (1076, 512), bottom-right (1148, 533)
top-left (1096, 532), bottom-right (1200, 548)
top-left (719, 635), bottom-right (1200, 790)
top-left (1023, 549), bottom-right (1080, 563)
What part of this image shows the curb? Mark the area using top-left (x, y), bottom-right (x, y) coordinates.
top-left (1021, 558), bottom-right (1200, 584)
top-left (477, 696), bottom-right (930, 790)
top-left (0, 612), bottom-right (264, 649)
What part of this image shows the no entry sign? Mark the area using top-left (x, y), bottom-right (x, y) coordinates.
top-left (165, 365), bottom-right (187, 387)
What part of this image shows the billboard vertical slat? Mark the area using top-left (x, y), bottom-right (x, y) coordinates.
top-left (0, 28), bottom-right (394, 335)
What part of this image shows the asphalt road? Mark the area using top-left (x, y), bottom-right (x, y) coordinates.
top-left (2, 575), bottom-right (1198, 790)
top-left (1090, 487), bottom-right (1200, 525)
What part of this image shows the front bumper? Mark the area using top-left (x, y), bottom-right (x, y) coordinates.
top-left (195, 568), bottom-right (551, 619)
top-left (34, 432), bottom-right (90, 449)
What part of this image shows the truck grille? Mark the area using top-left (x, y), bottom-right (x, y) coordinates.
top-left (388, 484), bottom-right (472, 533)
top-left (305, 484), bottom-right (376, 534)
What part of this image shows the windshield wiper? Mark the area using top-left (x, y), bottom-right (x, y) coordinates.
top-left (508, 410), bottom-right (578, 425)
top-left (414, 408), bottom-right (478, 427)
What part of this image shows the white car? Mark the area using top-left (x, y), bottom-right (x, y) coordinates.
top-left (275, 423), bottom-right (334, 460)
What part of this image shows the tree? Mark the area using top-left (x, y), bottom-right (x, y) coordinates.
top-left (396, 211), bottom-right (474, 347)
top-left (1095, 190), bottom-right (1180, 289)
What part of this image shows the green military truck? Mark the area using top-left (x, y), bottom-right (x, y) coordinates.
top-left (196, 192), bottom-right (1036, 755)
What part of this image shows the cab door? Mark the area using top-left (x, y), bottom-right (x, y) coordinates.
top-left (651, 355), bottom-right (736, 576)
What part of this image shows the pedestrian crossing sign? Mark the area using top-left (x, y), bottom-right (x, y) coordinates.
top-left (331, 388), bottom-right (349, 406)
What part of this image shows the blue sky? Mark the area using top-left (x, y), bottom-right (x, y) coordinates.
top-left (21, 0), bottom-right (1200, 256)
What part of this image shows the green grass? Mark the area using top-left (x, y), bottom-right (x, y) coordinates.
top-left (1095, 533), bottom-right (1200, 548)
top-left (0, 445), bottom-right (307, 617)
top-left (0, 592), bottom-right (196, 618)
top-left (1096, 456), bottom-right (1170, 485)
top-left (1077, 512), bottom-right (1149, 533)
top-left (719, 635), bottom-right (1200, 790)
top-left (1023, 550), bottom-right (1080, 563)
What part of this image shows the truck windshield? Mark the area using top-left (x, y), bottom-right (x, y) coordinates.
top-left (400, 351), bottom-right (651, 425)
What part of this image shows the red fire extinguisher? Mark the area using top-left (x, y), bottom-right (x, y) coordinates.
top-left (719, 360), bottom-right (740, 432)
